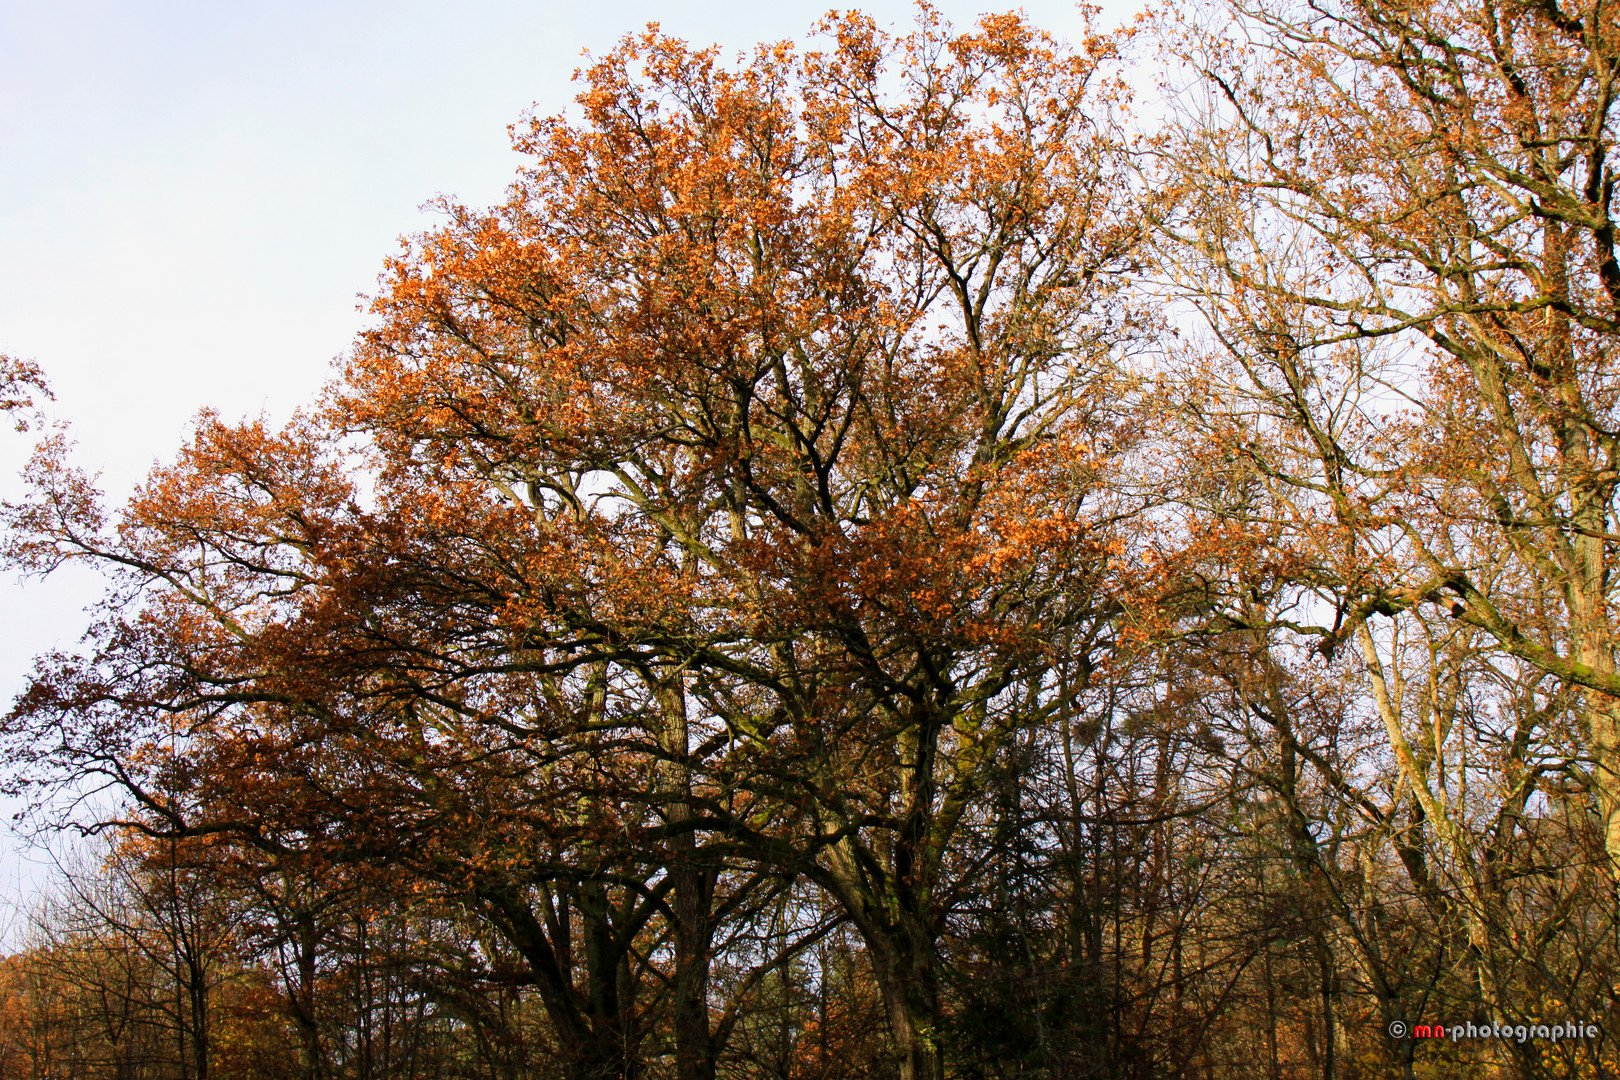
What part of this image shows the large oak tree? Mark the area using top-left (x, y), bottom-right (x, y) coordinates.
top-left (4, 12), bottom-right (1150, 1080)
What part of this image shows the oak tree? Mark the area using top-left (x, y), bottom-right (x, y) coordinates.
top-left (4, 11), bottom-right (1150, 1080)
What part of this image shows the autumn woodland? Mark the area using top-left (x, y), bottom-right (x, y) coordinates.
top-left (3, 0), bottom-right (1619, 1076)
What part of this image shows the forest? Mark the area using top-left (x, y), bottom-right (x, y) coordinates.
top-left (0, 0), bottom-right (1616, 1076)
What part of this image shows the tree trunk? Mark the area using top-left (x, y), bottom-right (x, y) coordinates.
top-left (656, 674), bottom-right (718, 1080)
top-left (478, 884), bottom-right (638, 1080)
top-left (670, 866), bottom-right (715, 1080)
top-left (293, 911), bottom-right (322, 1080)
top-left (185, 949), bottom-right (210, 1080)
top-left (847, 906), bottom-right (942, 1080)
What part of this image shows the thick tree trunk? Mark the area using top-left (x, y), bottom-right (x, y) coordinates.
top-left (1582, 697), bottom-right (1620, 879)
top-left (655, 674), bottom-right (718, 1080)
top-left (670, 863), bottom-right (716, 1080)
top-left (868, 938), bottom-right (943, 1080)
top-left (833, 888), bottom-right (942, 1080)
top-left (477, 885), bottom-right (638, 1080)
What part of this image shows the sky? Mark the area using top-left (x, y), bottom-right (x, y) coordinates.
top-left (0, 0), bottom-right (1134, 920)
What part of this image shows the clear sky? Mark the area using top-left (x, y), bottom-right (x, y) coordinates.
top-left (0, 0), bottom-right (1131, 917)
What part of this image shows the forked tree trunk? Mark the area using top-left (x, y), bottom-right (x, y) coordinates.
top-left (477, 885), bottom-right (638, 1080)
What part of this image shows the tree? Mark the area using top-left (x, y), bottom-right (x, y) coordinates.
top-left (1145, 0), bottom-right (1620, 1071)
top-left (40, 1), bottom-right (1620, 1073)
top-left (3, 11), bottom-right (1152, 1080)
top-left (1154, 0), bottom-right (1620, 874)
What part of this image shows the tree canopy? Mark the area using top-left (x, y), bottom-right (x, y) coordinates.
top-left (6, 2), bottom-right (1620, 1078)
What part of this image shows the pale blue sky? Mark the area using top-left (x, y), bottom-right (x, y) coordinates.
top-left (0, 0), bottom-right (1130, 912)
